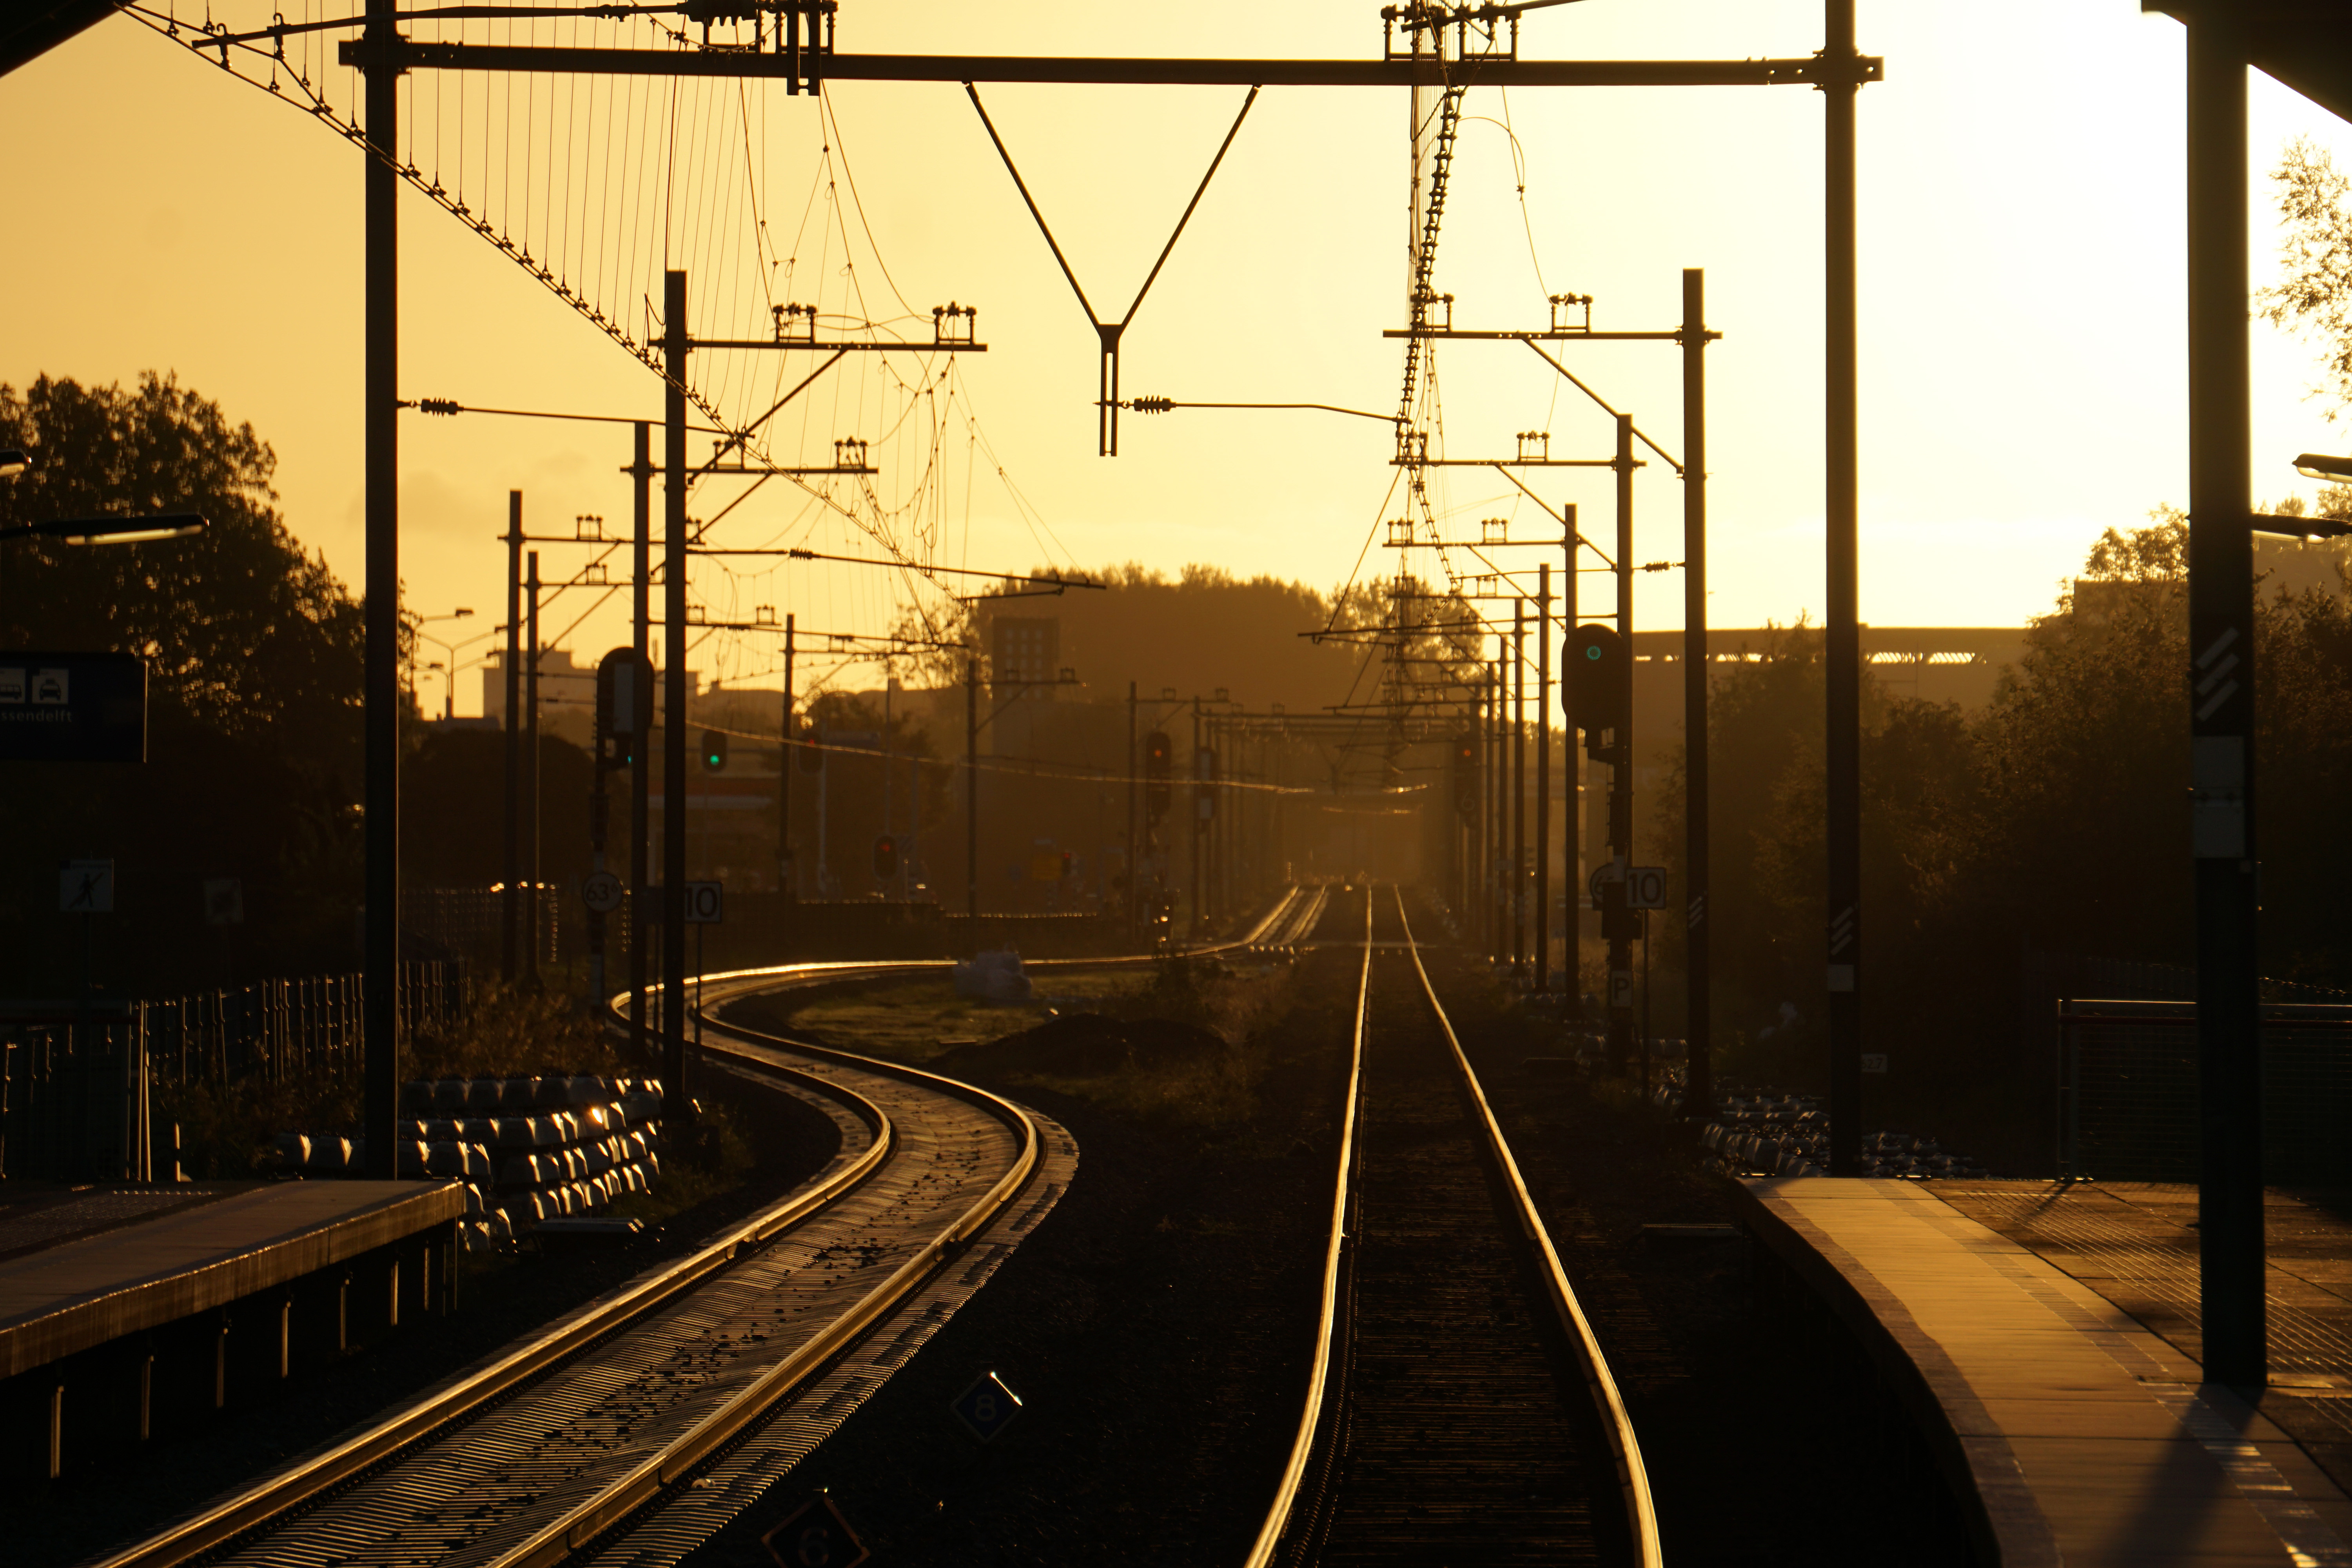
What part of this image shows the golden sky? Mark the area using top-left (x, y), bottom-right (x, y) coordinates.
top-left (5, 1), bottom-right (2351, 714)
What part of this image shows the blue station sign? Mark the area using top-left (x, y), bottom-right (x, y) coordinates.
top-left (0, 652), bottom-right (146, 762)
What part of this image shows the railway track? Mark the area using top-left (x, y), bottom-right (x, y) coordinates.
top-left (83, 884), bottom-right (1321, 1568)
top-left (1249, 885), bottom-right (1661, 1567)
top-left (83, 1006), bottom-right (1063, 1568)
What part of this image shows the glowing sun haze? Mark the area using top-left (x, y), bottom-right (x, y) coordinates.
top-left (4, 0), bottom-right (2350, 714)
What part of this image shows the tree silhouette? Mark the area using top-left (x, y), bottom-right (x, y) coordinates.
top-left (0, 374), bottom-right (370, 995)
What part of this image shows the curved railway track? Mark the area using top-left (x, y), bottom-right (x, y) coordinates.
top-left (1249, 885), bottom-right (1661, 1567)
top-left (83, 886), bottom-right (1321, 1568)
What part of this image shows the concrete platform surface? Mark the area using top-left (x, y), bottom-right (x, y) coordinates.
top-left (0, 1180), bottom-right (463, 1377)
top-left (1735, 1177), bottom-right (2352, 1567)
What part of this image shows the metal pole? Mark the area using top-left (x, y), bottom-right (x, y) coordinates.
top-left (1127, 680), bottom-right (1138, 941)
top-left (1191, 698), bottom-right (1203, 940)
top-left (1484, 664), bottom-right (1496, 959)
top-left (1536, 562), bottom-right (1552, 993)
top-left (1640, 907), bottom-right (1652, 1102)
top-left (1682, 268), bottom-right (1715, 1118)
top-left (1563, 503), bottom-right (1578, 989)
top-left (1512, 601), bottom-right (1525, 977)
top-left (881, 680), bottom-right (895, 899)
top-left (588, 659), bottom-right (610, 1011)
top-left (629, 424), bottom-right (650, 1065)
top-left (360, 0), bottom-right (400, 1181)
top-left (966, 655), bottom-right (980, 928)
top-left (1609, 412), bottom-right (1635, 1076)
top-left (1492, 652), bottom-right (1506, 964)
top-left (2186, 2), bottom-right (2263, 1388)
top-left (780, 615), bottom-right (796, 899)
top-left (1824, 0), bottom-right (1864, 1174)
top-left (503, 492), bottom-right (522, 985)
top-left (525, 551), bottom-right (541, 989)
top-left (661, 270), bottom-right (689, 1103)
top-left (1209, 714), bottom-right (1222, 924)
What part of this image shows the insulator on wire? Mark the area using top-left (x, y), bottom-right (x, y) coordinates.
top-left (1129, 396), bottom-right (1174, 414)
top-left (417, 398), bottom-right (460, 416)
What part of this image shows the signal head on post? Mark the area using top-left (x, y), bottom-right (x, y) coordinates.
top-left (1143, 730), bottom-right (1173, 822)
top-left (873, 835), bottom-right (898, 879)
top-left (700, 728), bottom-right (728, 772)
top-left (1566, 623), bottom-right (1629, 757)
top-left (596, 647), bottom-right (645, 770)
top-left (1451, 731), bottom-right (1479, 818)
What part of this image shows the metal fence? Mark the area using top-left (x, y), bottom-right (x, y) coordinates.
top-left (2058, 997), bottom-right (2352, 1186)
top-left (147, 960), bottom-right (470, 1088)
top-left (0, 1004), bottom-right (150, 1184)
top-left (0, 961), bottom-right (470, 1182)
top-left (408, 885), bottom-right (571, 968)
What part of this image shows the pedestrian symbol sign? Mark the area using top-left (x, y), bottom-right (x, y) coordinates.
top-left (950, 1369), bottom-right (1023, 1443)
top-left (759, 1491), bottom-right (868, 1568)
top-left (60, 860), bottom-right (114, 914)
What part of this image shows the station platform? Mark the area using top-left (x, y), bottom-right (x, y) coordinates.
top-left (0, 1180), bottom-right (463, 1478)
top-left (1734, 1177), bottom-right (2352, 1566)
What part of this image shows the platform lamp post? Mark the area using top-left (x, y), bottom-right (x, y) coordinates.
top-left (0, 460), bottom-right (209, 625)
top-left (2290, 454), bottom-right (2352, 499)
top-left (412, 608), bottom-right (475, 721)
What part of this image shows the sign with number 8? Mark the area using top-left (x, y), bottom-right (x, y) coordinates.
top-left (950, 1369), bottom-right (1024, 1443)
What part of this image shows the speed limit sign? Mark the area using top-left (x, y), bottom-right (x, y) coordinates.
top-left (581, 870), bottom-right (624, 914)
top-left (683, 881), bottom-right (724, 924)
top-left (1626, 866), bottom-right (1668, 910)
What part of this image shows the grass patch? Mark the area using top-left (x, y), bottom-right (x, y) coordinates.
top-left (778, 971), bottom-right (1149, 1063)
top-left (945, 958), bottom-right (1299, 1136)
top-left (724, 957), bottom-right (1302, 1138)
top-left (607, 1099), bottom-right (755, 1226)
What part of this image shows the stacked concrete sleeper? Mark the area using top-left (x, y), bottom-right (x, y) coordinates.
top-left (272, 1075), bottom-right (665, 1250)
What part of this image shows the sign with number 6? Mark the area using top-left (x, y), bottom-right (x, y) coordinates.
top-left (950, 1369), bottom-right (1024, 1443)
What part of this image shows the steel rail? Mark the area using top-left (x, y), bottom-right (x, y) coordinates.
top-left (87, 1056), bottom-right (899, 1568)
top-left (1243, 886), bottom-right (1372, 1567)
top-left (633, 881), bottom-right (1314, 1018)
top-left (479, 999), bottom-right (1045, 1568)
top-left (100, 886), bottom-right (1309, 1568)
top-left (478, 884), bottom-right (1311, 1563)
top-left (1391, 887), bottom-right (1663, 1568)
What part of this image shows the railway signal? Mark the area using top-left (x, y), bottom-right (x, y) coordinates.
top-left (595, 647), bottom-right (646, 770)
top-left (873, 835), bottom-right (898, 879)
top-left (796, 718), bottom-right (824, 772)
top-left (1144, 730), bottom-right (1172, 822)
top-left (1451, 731), bottom-right (1478, 818)
top-left (700, 728), bottom-right (728, 772)
top-left (1566, 622), bottom-right (1628, 757)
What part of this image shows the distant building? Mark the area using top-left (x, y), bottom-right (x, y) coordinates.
top-left (992, 616), bottom-right (1061, 699)
top-left (1628, 626), bottom-right (2030, 739)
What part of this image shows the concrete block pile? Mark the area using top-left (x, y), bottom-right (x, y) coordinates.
top-left (273, 1075), bottom-right (666, 1251)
